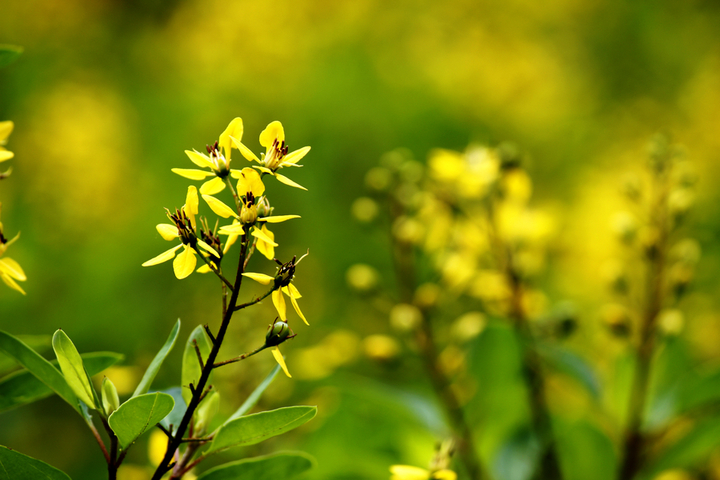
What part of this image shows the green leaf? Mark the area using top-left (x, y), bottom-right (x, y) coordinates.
top-left (0, 445), bottom-right (71, 480)
top-left (493, 426), bottom-right (540, 480)
top-left (0, 352), bottom-right (122, 413)
top-left (181, 325), bottom-right (212, 405)
top-left (159, 387), bottom-right (186, 430)
top-left (0, 335), bottom-right (51, 374)
top-left (556, 420), bottom-right (616, 480)
top-left (641, 416), bottom-right (720, 478)
top-left (133, 319), bottom-right (180, 397)
top-left (108, 392), bottom-right (175, 450)
top-left (0, 45), bottom-right (23, 68)
top-left (196, 452), bottom-right (315, 480)
top-left (52, 330), bottom-right (97, 409)
top-left (208, 406), bottom-right (317, 454)
top-left (0, 330), bottom-right (80, 414)
top-left (225, 364), bottom-right (280, 424)
top-left (539, 343), bottom-right (601, 399)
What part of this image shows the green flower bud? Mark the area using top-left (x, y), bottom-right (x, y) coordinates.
top-left (266, 320), bottom-right (291, 347)
top-left (101, 377), bottom-right (120, 416)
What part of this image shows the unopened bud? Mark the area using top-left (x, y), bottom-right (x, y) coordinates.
top-left (365, 167), bottom-right (393, 192)
top-left (346, 264), bottom-right (380, 293)
top-left (240, 202), bottom-right (258, 224)
top-left (351, 197), bottom-right (379, 223)
top-left (101, 377), bottom-right (120, 416)
top-left (390, 303), bottom-right (423, 332)
top-left (658, 309), bottom-right (684, 336)
top-left (266, 320), bottom-right (291, 347)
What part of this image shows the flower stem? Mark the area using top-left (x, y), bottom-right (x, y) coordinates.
top-left (151, 229), bottom-right (251, 480)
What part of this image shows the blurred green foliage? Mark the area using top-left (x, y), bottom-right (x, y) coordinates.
top-left (2, 0), bottom-right (720, 479)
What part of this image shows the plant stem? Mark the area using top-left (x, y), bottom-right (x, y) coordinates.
top-left (619, 171), bottom-right (670, 480)
top-left (151, 229), bottom-right (251, 480)
top-left (388, 208), bottom-right (484, 479)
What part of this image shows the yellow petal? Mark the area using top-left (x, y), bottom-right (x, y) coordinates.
top-left (142, 244), bottom-right (182, 267)
top-left (275, 173), bottom-right (307, 191)
top-left (202, 195), bottom-right (237, 219)
top-left (197, 239), bottom-right (219, 258)
top-left (173, 245), bottom-right (197, 279)
top-left (0, 151), bottom-right (13, 162)
top-left (432, 470), bottom-right (457, 480)
top-left (184, 185), bottom-right (199, 217)
top-left (241, 272), bottom-right (274, 285)
top-left (285, 283), bottom-right (302, 299)
top-left (219, 117), bottom-right (243, 159)
top-left (272, 289), bottom-right (287, 320)
top-left (289, 294), bottom-right (308, 325)
top-left (389, 465), bottom-right (430, 480)
top-left (255, 225), bottom-right (275, 260)
top-left (171, 168), bottom-right (213, 180)
top-left (0, 257), bottom-right (26, 281)
top-left (0, 121), bottom-right (14, 142)
top-left (254, 166), bottom-right (273, 174)
top-left (223, 232), bottom-right (238, 254)
top-left (251, 226), bottom-right (278, 246)
top-left (219, 223), bottom-right (245, 236)
top-left (259, 215), bottom-right (300, 223)
top-left (196, 264), bottom-right (213, 274)
top-left (283, 146), bottom-right (311, 165)
top-left (259, 121), bottom-right (285, 148)
top-left (2, 272), bottom-right (25, 295)
top-left (200, 176), bottom-right (226, 195)
top-left (185, 150), bottom-right (215, 169)
top-left (236, 167), bottom-right (265, 197)
top-left (231, 137), bottom-right (261, 163)
top-left (271, 347), bottom-right (291, 378)
top-left (156, 224), bottom-right (179, 241)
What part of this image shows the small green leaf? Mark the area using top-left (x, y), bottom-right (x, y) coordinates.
top-left (195, 390), bottom-right (219, 433)
top-left (0, 352), bottom-right (122, 413)
top-left (108, 392), bottom-right (175, 450)
top-left (52, 330), bottom-right (97, 409)
top-left (225, 364), bottom-right (280, 424)
top-left (0, 330), bottom-right (80, 414)
top-left (159, 387), bottom-right (186, 430)
top-left (208, 406), bottom-right (316, 454)
top-left (133, 319), bottom-right (180, 397)
top-left (0, 445), bottom-right (72, 480)
top-left (0, 45), bottom-right (23, 68)
top-left (196, 452), bottom-right (315, 480)
top-left (181, 325), bottom-right (212, 405)
top-left (102, 377), bottom-right (120, 415)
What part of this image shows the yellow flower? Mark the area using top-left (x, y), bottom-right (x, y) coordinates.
top-left (390, 465), bottom-right (457, 480)
top-left (242, 253), bottom-right (309, 325)
top-left (172, 117), bottom-right (246, 195)
top-left (205, 194), bottom-right (300, 261)
top-left (0, 121), bottom-right (14, 163)
top-left (142, 186), bottom-right (219, 279)
top-left (232, 121), bottom-right (310, 190)
top-left (0, 206), bottom-right (26, 295)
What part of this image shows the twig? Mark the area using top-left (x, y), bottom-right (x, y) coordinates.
top-left (192, 339), bottom-right (205, 370)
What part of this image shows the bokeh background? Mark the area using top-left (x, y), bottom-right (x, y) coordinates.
top-left (2, 0), bottom-right (720, 479)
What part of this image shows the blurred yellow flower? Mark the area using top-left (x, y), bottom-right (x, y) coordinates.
top-left (0, 229), bottom-right (25, 295)
top-left (172, 117), bottom-right (245, 195)
top-left (390, 465), bottom-right (457, 480)
top-left (233, 120), bottom-right (310, 190)
top-left (0, 120), bottom-right (14, 163)
top-left (142, 186), bottom-right (219, 279)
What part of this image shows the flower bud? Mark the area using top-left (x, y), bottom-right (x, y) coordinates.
top-left (658, 309), bottom-right (684, 336)
top-left (266, 320), bottom-right (291, 347)
top-left (365, 166), bottom-right (393, 192)
top-left (362, 334), bottom-right (400, 362)
top-left (256, 196), bottom-right (273, 218)
top-left (101, 377), bottom-right (120, 416)
top-left (240, 202), bottom-right (258, 224)
top-left (390, 303), bottom-right (423, 332)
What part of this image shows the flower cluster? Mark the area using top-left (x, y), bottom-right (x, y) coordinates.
top-left (0, 121), bottom-right (26, 294)
top-left (143, 117), bottom-right (310, 375)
